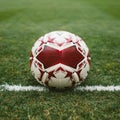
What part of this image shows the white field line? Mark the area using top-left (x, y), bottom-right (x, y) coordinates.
top-left (0, 84), bottom-right (120, 92)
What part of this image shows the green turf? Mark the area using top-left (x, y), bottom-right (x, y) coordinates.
top-left (0, 91), bottom-right (120, 120)
top-left (0, 0), bottom-right (120, 119)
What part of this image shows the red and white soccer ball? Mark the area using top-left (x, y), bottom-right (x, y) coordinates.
top-left (30, 31), bottom-right (91, 89)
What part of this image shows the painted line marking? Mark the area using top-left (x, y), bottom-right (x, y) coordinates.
top-left (0, 84), bottom-right (120, 92)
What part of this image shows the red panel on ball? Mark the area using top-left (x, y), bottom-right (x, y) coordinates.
top-left (61, 46), bottom-right (84, 68)
top-left (36, 45), bottom-right (60, 69)
top-left (36, 45), bottom-right (84, 69)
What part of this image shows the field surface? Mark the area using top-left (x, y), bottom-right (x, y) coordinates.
top-left (0, 0), bottom-right (120, 119)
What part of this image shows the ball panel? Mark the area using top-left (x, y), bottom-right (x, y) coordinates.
top-left (36, 45), bottom-right (60, 69)
top-left (61, 46), bottom-right (84, 69)
top-left (31, 60), bottom-right (41, 81)
top-left (48, 70), bottom-right (72, 88)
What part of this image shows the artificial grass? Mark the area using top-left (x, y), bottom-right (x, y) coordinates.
top-left (0, 91), bottom-right (120, 120)
top-left (0, 0), bottom-right (120, 119)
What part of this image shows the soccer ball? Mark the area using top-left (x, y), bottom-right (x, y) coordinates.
top-left (30, 31), bottom-right (91, 89)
